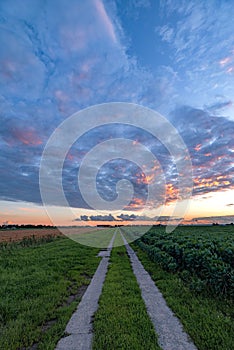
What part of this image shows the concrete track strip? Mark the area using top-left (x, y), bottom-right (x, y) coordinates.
top-left (121, 233), bottom-right (198, 350)
top-left (55, 231), bottom-right (116, 350)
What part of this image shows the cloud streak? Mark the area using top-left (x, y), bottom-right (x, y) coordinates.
top-left (94, 0), bottom-right (117, 44)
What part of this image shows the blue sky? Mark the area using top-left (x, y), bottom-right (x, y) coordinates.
top-left (0, 0), bottom-right (233, 225)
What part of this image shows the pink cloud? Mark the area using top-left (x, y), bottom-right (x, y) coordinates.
top-left (12, 128), bottom-right (42, 146)
top-left (219, 57), bottom-right (231, 66)
top-left (226, 67), bottom-right (234, 73)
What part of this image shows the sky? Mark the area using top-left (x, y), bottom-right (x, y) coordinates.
top-left (0, 0), bottom-right (233, 226)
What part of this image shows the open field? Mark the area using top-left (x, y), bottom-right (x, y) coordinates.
top-left (0, 226), bottom-right (233, 349)
top-left (0, 227), bottom-right (102, 243)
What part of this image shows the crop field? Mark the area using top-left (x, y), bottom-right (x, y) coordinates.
top-left (131, 225), bottom-right (234, 349)
top-left (0, 228), bottom-right (61, 243)
top-left (0, 226), bottom-right (233, 350)
top-left (0, 227), bottom-right (102, 243)
top-left (134, 225), bottom-right (234, 297)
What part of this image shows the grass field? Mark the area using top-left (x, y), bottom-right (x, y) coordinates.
top-left (0, 235), bottom-right (100, 349)
top-left (68, 227), bottom-right (117, 247)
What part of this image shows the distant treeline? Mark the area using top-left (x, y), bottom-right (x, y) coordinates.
top-left (0, 224), bottom-right (56, 230)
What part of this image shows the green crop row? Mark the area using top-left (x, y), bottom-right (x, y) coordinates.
top-left (136, 226), bottom-right (234, 298)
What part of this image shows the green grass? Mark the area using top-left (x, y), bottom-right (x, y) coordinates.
top-left (132, 243), bottom-right (234, 350)
top-left (3, 225), bottom-right (232, 349)
top-left (112, 229), bottom-right (126, 246)
top-left (0, 236), bottom-right (101, 350)
top-left (92, 241), bottom-right (161, 350)
top-left (68, 228), bottom-right (116, 248)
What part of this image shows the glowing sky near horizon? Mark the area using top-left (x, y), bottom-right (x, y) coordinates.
top-left (0, 0), bottom-right (233, 225)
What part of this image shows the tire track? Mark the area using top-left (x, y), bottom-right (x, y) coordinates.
top-left (121, 233), bottom-right (198, 350)
top-left (55, 231), bottom-right (116, 350)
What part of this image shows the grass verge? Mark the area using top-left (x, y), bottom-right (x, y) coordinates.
top-left (92, 242), bottom-right (161, 350)
top-left (0, 236), bottom-right (100, 349)
top-left (132, 244), bottom-right (234, 350)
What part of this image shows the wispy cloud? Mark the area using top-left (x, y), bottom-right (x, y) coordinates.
top-left (155, 0), bottom-right (234, 112)
top-left (205, 100), bottom-right (232, 113)
top-left (94, 0), bottom-right (117, 44)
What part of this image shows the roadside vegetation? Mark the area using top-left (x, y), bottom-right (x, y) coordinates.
top-left (135, 226), bottom-right (234, 297)
top-left (132, 225), bottom-right (234, 350)
top-left (92, 235), bottom-right (161, 350)
top-left (0, 235), bottom-right (100, 349)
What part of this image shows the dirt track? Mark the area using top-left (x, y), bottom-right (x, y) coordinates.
top-left (0, 227), bottom-right (99, 243)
